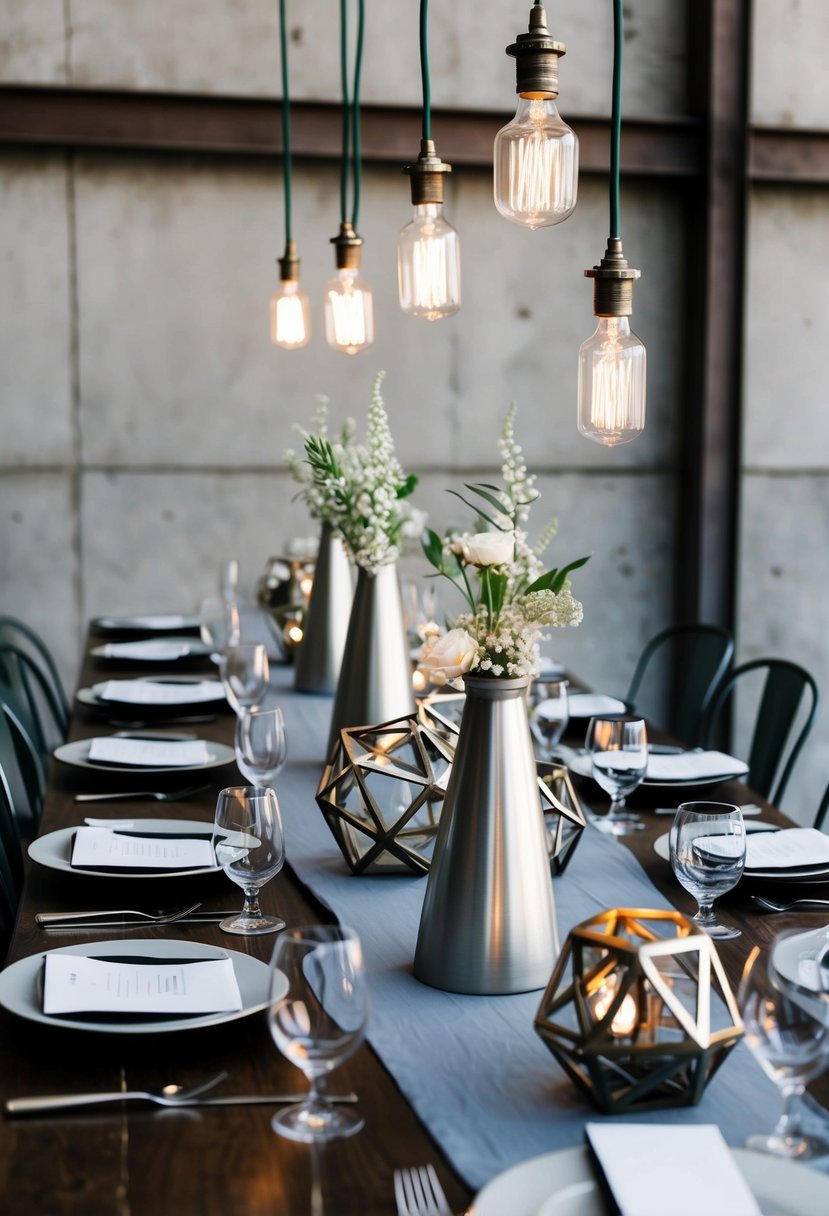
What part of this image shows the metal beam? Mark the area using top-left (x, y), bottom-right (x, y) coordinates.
top-left (0, 86), bottom-right (702, 177)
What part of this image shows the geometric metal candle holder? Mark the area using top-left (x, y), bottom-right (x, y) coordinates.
top-left (537, 761), bottom-right (587, 875)
top-left (315, 714), bottom-right (455, 876)
top-left (534, 908), bottom-right (744, 1113)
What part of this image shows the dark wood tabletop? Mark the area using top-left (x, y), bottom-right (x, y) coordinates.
top-left (1, 639), bottom-right (827, 1215)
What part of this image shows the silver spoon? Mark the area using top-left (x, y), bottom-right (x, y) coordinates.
top-left (5, 1071), bottom-right (228, 1116)
top-left (75, 785), bottom-right (210, 803)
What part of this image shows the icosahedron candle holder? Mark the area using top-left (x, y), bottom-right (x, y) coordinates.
top-left (316, 715), bottom-right (454, 875)
top-left (534, 908), bottom-right (743, 1113)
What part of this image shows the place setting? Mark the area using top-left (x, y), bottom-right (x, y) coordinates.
top-left (89, 613), bottom-right (202, 638)
top-left (89, 636), bottom-right (213, 664)
top-left (76, 675), bottom-right (229, 722)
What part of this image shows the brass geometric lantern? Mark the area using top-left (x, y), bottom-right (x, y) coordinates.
top-left (315, 715), bottom-right (454, 875)
top-left (534, 908), bottom-right (743, 1113)
top-left (538, 761), bottom-right (586, 875)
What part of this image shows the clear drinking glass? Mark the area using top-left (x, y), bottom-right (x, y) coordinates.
top-left (739, 931), bottom-right (829, 1158)
top-left (669, 801), bottom-right (746, 938)
top-left (268, 925), bottom-right (369, 1143)
top-left (220, 642), bottom-right (270, 716)
top-left (235, 706), bottom-right (287, 788)
top-left (585, 716), bottom-right (648, 834)
top-left (528, 679), bottom-right (570, 760)
top-left (200, 595), bottom-right (241, 662)
top-left (213, 785), bottom-right (285, 935)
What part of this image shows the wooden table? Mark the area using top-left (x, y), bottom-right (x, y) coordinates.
top-left (1, 638), bottom-right (827, 1215)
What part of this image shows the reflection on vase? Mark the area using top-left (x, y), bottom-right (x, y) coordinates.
top-left (326, 563), bottom-right (415, 756)
top-left (413, 674), bottom-right (558, 995)
top-left (294, 523), bottom-right (354, 695)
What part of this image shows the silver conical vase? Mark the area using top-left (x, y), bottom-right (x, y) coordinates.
top-left (326, 563), bottom-right (415, 755)
top-left (413, 674), bottom-right (558, 995)
top-left (294, 523), bottom-right (354, 695)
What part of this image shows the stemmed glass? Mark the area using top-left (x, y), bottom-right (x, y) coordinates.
top-left (528, 679), bottom-right (570, 761)
top-left (669, 801), bottom-right (746, 938)
top-left (213, 785), bottom-right (285, 935)
top-left (585, 716), bottom-right (648, 834)
top-left (739, 930), bottom-right (829, 1158)
top-left (200, 595), bottom-right (241, 662)
top-left (220, 643), bottom-right (270, 716)
top-left (268, 925), bottom-right (369, 1142)
top-left (235, 706), bottom-right (287, 789)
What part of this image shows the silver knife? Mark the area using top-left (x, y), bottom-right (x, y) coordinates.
top-left (36, 912), bottom-right (234, 928)
top-left (5, 1092), bottom-right (359, 1115)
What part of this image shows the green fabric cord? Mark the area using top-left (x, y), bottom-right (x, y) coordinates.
top-left (337, 0), bottom-right (365, 230)
top-left (279, 0), bottom-right (292, 245)
top-left (420, 0), bottom-right (431, 142)
top-left (610, 0), bottom-right (622, 238)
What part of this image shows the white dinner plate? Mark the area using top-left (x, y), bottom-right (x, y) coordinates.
top-left (0, 938), bottom-right (282, 1035)
top-left (29, 818), bottom-right (223, 880)
top-left (652, 821), bottom-right (779, 862)
top-left (53, 735), bottom-right (234, 774)
top-left (90, 637), bottom-right (212, 662)
top-left (76, 676), bottom-right (226, 713)
top-left (471, 1145), bottom-right (829, 1216)
top-left (91, 614), bottom-right (201, 634)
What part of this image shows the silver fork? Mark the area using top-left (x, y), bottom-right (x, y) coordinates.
top-left (35, 901), bottom-right (203, 927)
top-left (75, 785), bottom-right (210, 803)
top-left (5, 1071), bottom-right (228, 1116)
top-left (751, 894), bottom-right (829, 912)
top-left (394, 1165), bottom-right (453, 1216)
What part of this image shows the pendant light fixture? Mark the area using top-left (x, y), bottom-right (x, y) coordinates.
top-left (577, 0), bottom-right (646, 446)
top-left (270, 0), bottom-right (310, 350)
top-left (494, 2), bottom-right (578, 230)
top-left (324, 0), bottom-right (374, 355)
top-left (398, 0), bottom-right (461, 320)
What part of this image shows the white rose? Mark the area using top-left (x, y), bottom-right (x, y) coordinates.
top-left (462, 530), bottom-right (514, 567)
top-left (418, 628), bottom-right (479, 686)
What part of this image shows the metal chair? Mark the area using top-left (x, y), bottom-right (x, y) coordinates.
top-left (625, 623), bottom-right (734, 747)
top-left (814, 782), bottom-right (829, 833)
top-left (0, 642), bottom-right (68, 761)
top-left (701, 658), bottom-right (819, 806)
top-left (0, 616), bottom-right (70, 741)
top-left (0, 691), bottom-right (44, 832)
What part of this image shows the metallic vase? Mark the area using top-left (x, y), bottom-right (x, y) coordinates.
top-left (294, 523), bottom-right (354, 695)
top-left (326, 563), bottom-right (415, 755)
top-left (413, 674), bottom-right (558, 995)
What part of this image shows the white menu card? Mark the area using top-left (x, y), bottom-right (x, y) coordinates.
top-left (71, 826), bottom-right (215, 870)
top-left (43, 954), bottom-right (242, 1015)
top-left (103, 641), bottom-right (192, 660)
top-left (87, 737), bottom-right (211, 768)
top-left (585, 1124), bottom-right (761, 1216)
top-left (99, 680), bottom-right (224, 706)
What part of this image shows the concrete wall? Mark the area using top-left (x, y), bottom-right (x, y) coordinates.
top-left (1, 2), bottom-right (826, 820)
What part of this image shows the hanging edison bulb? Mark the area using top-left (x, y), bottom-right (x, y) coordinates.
top-left (398, 140), bottom-right (461, 320)
top-left (577, 238), bottom-right (646, 447)
top-left (494, 3), bottom-right (578, 229)
top-left (324, 222), bottom-right (374, 355)
top-left (270, 242), bottom-right (311, 350)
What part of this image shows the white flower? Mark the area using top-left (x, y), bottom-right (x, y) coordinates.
top-left (418, 628), bottom-right (479, 686)
top-left (463, 531), bottom-right (514, 567)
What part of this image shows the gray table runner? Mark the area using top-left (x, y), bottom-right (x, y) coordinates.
top-left (269, 669), bottom-right (780, 1191)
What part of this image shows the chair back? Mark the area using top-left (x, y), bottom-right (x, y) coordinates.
top-left (0, 695), bottom-right (43, 831)
top-left (0, 617), bottom-right (70, 737)
top-left (626, 623), bottom-right (734, 746)
top-left (0, 770), bottom-right (22, 913)
top-left (814, 782), bottom-right (829, 833)
top-left (0, 642), bottom-right (68, 759)
top-left (702, 657), bottom-right (819, 805)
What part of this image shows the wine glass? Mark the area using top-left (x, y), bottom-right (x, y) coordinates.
top-left (528, 679), bottom-right (570, 760)
top-left (200, 595), bottom-right (241, 662)
top-left (220, 643), bottom-right (270, 716)
top-left (585, 716), bottom-right (648, 834)
top-left (235, 706), bottom-right (287, 788)
top-left (669, 801), bottom-right (746, 938)
top-left (739, 931), bottom-right (829, 1158)
top-left (213, 785), bottom-right (285, 935)
top-left (268, 925), bottom-right (369, 1142)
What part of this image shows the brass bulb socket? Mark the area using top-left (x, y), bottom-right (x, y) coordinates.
top-left (403, 139), bottom-right (452, 206)
top-left (507, 3), bottom-right (566, 98)
top-left (278, 240), bottom-right (300, 282)
top-left (330, 221), bottom-right (363, 271)
top-left (584, 237), bottom-right (641, 317)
